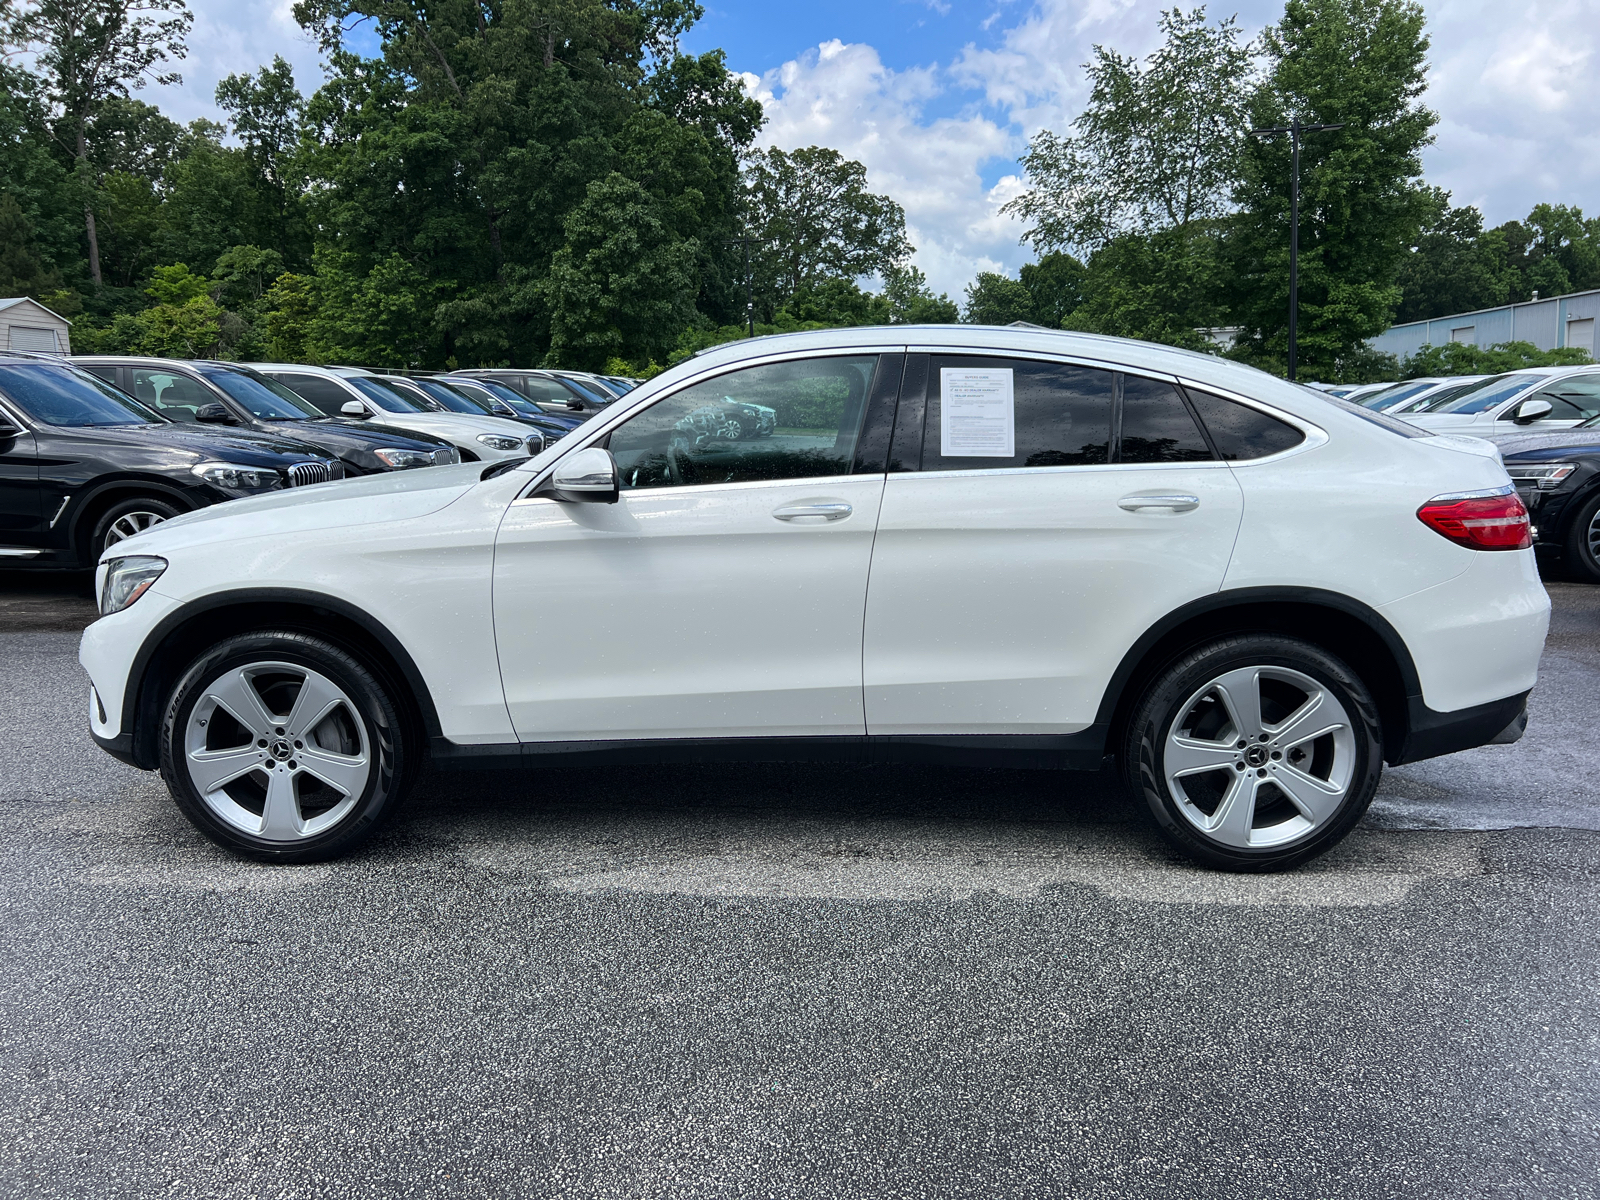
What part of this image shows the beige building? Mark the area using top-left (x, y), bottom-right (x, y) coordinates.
top-left (0, 297), bottom-right (72, 354)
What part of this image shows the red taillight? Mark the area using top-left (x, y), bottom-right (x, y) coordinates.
top-left (1417, 489), bottom-right (1532, 551)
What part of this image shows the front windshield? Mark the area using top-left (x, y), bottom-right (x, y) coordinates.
top-left (346, 375), bottom-right (429, 413)
top-left (198, 365), bottom-right (324, 420)
top-left (465, 378), bottom-right (532, 409)
top-left (412, 378), bottom-right (489, 414)
top-left (1427, 374), bottom-right (1539, 414)
top-left (0, 362), bottom-right (163, 426)
top-left (1360, 381), bottom-right (1432, 409)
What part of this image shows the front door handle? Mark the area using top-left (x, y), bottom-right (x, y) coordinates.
top-left (1118, 493), bottom-right (1200, 513)
top-left (773, 502), bottom-right (853, 522)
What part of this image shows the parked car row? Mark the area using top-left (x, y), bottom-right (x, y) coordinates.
top-left (0, 352), bottom-right (633, 568)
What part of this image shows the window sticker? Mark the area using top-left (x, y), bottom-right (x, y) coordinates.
top-left (940, 367), bottom-right (1015, 457)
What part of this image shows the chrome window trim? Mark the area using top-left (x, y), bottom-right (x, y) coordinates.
top-left (510, 471), bottom-right (879, 505)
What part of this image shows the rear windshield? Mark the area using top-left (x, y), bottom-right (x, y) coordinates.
top-left (1428, 374), bottom-right (1539, 414)
top-left (0, 362), bottom-right (162, 426)
top-left (347, 376), bottom-right (429, 413)
top-left (197, 365), bottom-right (323, 420)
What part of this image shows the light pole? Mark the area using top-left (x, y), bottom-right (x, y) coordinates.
top-left (1250, 119), bottom-right (1344, 382)
top-left (722, 233), bottom-right (757, 337)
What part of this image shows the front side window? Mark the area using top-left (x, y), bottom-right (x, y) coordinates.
top-left (608, 356), bottom-right (876, 490)
top-left (0, 363), bottom-right (161, 426)
top-left (1522, 374), bottom-right (1600, 422)
top-left (196, 367), bottom-right (321, 420)
top-left (131, 369), bottom-right (216, 421)
top-left (922, 357), bottom-right (1113, 470)
top-left (274, 373), bottom-right (355, 416)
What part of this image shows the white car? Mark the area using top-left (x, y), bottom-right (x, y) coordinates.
top-left (247, 363), bottom-right (541, 462)
top-left (1400, 367), bottom-right (1600, 435)
top-left (83, 328), bottom-right (1550, 872)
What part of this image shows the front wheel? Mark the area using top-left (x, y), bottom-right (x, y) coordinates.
top-left (1561, 491), bottom-right (1600, 583)
top-left (1122, 635), bottom-right (1383, 872)
top-left (89, 496), bottom-right (183, 563)
top-left (159, 631), bottom-right (412, 863)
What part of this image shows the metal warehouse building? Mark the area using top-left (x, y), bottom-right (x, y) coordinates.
top-left (1369, 289), bottom-right (1600, 361)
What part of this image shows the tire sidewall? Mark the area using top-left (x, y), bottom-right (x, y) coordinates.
top-left (159, 631), bottom-right (406, 863)
top-left (1124, 635), bottom-right (1384, 872)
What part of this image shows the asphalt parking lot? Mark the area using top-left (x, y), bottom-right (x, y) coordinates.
top-left (2, 570), bottom-right (1597, 1199)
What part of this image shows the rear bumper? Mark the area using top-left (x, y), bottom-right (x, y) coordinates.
top-left (1389, 691), bottom-right (1530, 766)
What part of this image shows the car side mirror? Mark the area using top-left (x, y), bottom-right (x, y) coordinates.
top-left (1514, 397), bottom-right (1554, 424)
top-left (0, 415), bottom-right (19, 438)
top-left (340, 401), bottom-right (370, 418)
top-left (540, 446), bottom-right (617, 503)
top-left (490, 403), bottom-right (516, 417)
top-left (195, 402), bottom-right (234, 424)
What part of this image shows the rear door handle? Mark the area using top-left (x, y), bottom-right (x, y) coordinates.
top-left (773, 502), bottom-right (853, 522)
top-left (1118, 494), bottom-right (1200, 512)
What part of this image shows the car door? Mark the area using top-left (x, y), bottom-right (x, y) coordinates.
top-left (863, 354), bottom-right (1245, 737)
top-left (1500, 373), bottom-right (1600, 429)
top-left (493, 352), bottom-right (902, 742)
top-left (0, 396), bottom-right (41, 550)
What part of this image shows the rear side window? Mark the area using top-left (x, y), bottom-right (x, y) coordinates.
top-left (924, 356), bottom-right (1112, 470)
top-left (1186, 388), bottom-right (1307, 459)
top-left (274, 373), bottom-right (353, 416)
top-left (1120, 375), bottom-right (1212, 463)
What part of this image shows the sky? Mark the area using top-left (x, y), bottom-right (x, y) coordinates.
top-left (133, 0), bottom-right (1600, 300)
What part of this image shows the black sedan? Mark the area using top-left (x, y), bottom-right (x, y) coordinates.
top-left (0, 353), bottom-right (343, 568)
top-left (1501, 420), bottom-right (1600, 581)
top-left (76, 357), bottom-right (459, 475)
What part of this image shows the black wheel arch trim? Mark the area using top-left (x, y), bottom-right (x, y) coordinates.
top-left (69, 477), bottom-right (204, 557)
top-left (117, 587), bottom-right (443, 770)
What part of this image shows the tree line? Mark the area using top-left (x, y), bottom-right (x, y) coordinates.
top-left (0, 0), bottom-right (948, 373)
top-left (1, 0), bottom-right (1592, 381)
top-left (964, 0), bottom-right (1598, 381)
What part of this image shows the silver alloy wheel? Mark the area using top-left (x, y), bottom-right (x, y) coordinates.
top-left (1587, 504), bottom-right (1600, 565)
top-left (104, 510), bottom-right (168, 546)
top-left (182, 661), bottom-right (371, 842)
top-left (1162, 665), bottom-right (1356, 850)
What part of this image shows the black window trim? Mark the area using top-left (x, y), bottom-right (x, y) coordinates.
top-left (518, 343), bottom-right (909, 500)
top-left (896, 347), bottom-right (1297, 476)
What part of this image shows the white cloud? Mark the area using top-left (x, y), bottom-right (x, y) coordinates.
top-left (747, 39), bottom-right (1023, 299)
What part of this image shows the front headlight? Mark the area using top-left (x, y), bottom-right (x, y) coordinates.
top-left (99, 555), bottom-right (167, 615)
top-left (1505, 463), bottom-right (1577, 490)
top-left (190, 461), bottom-right (283, 491)
top-left (373, 447), bottom-right (435, 470)
top-left (476, 433), bottom-right (526, 452)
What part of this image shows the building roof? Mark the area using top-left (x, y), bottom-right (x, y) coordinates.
top-left (0, 297), bottom-right (74, 325)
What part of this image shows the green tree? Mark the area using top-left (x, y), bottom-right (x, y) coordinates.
top-left (1393, 189), bottom-right (1512, 322)
top-left (1018, 253), bottom-right (1086, 328)
top-left (1004, 7), bottom-right (1254, 254)
top-left (1401, 339), bottom-right (1592, 378)
top-left (742, 145), bottom-right (911, 316)
top-left (262, 271), bottom-right (316, 361)
top-left (1228, 0), bottom-right (1436, 377)
top-left (963, 272), bottom-right (1035, 325)
top-left (3, 0), bottom-right (192, 285)
top-left (545, 172), bottom-right (699, 369)
top-left (1068, 227), bottom-right (1228, 349)
top-left (215, 56), bottom-right (309, 264)
top-left (881, 265), bottom-right (957, 324)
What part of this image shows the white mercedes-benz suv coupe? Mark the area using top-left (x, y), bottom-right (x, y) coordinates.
top-left (82, 328), bottom-right (1550, 871)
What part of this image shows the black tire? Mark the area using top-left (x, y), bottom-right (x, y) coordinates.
top-left (159, 631), bottom-right (413, 863)
top-left (1561, 491), bottom-right (1600, 583)
top-left (88, 495), bottom-right (184, 563)
top-left (1122, 634), bottom-right (1384, 872)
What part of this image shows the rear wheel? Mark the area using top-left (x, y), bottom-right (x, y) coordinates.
top-left (1561, 492), bottom-right (1600, 583)
top-left (1122, 635), bottom-right (1383, 872)
top-left (159, 631), bottom-right (412, 863)
top-left (89, 496), bottom-right (183, 562)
